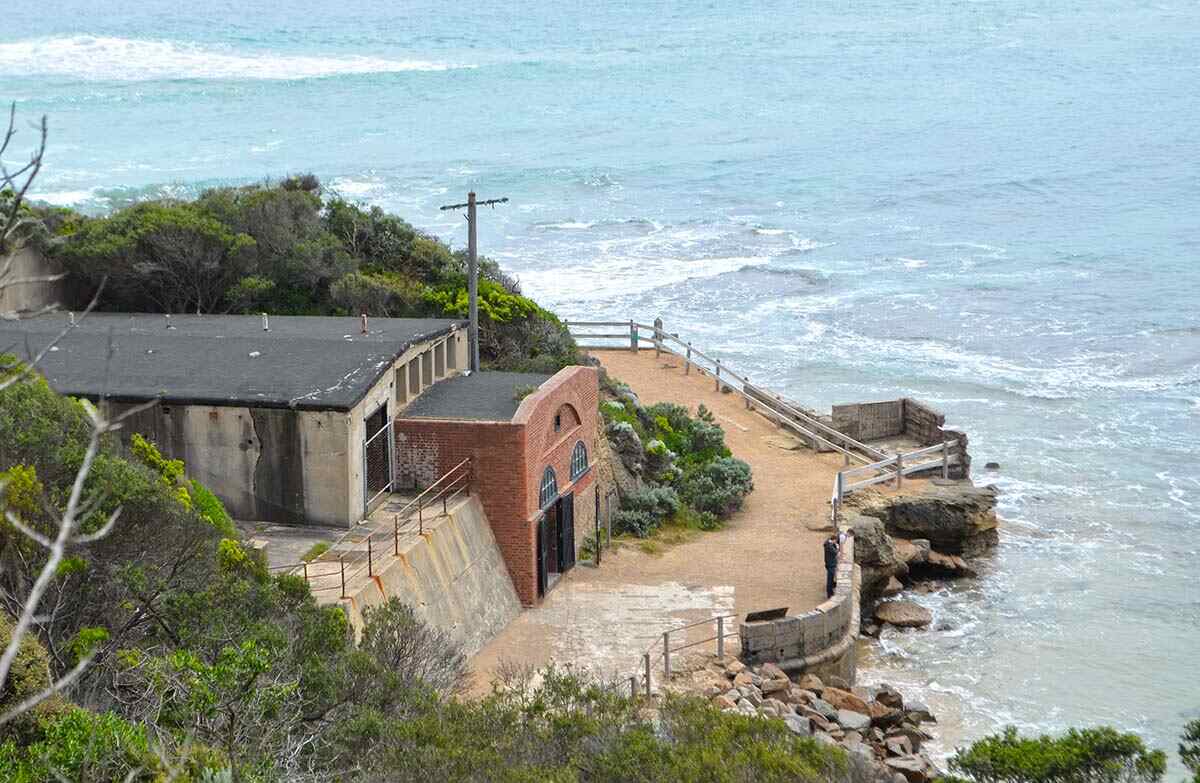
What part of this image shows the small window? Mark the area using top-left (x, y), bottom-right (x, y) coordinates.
top-left (570, 441), bottom-right (588, 480)
top-left (554, 413), bottom-right (562, 433)
top-left (539, 467), bottom-right (558, 508)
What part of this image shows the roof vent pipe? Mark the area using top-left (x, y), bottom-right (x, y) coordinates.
top-left (360, 313), bottom-right (368, 335)
top-left (165, 313), bottom-right (174, 330)
top-left (262, 313), bottom-right (269, 331)
top-left (68, 311), bottom-right (75, 327)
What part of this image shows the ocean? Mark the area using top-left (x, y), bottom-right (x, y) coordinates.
top-left (4, 0), bottom-right (1198, 767)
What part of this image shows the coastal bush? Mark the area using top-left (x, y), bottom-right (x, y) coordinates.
top-left (945, 725), bottom-right (1167, 783)
top-left (678, 456), bottom-right (754, 518)
top-left (1183, 719), bottom-right (1200, 783)
top-left (41, 178), bottom-right (580, 371)
top-left (612, 486), bottom-right (681, 537)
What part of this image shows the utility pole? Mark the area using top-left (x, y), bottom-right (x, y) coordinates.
top-left (440, 192), bottom-right (508, 372)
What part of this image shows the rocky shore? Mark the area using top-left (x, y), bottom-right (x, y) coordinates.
top-left (671, 655), bottom-right (943, 782)
top-left (842, 477), bottom-right (999, 632)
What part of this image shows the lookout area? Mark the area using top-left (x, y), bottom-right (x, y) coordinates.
top-left (470, 349), bottom-right (846, 685)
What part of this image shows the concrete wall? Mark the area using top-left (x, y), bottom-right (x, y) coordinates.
top-left (902, 398), bottom-right (971, 479)
top-left (0, 248), bottom-right (63, 316)
top-left (339, 495), bottom-right (522, 655)
top-left (740, 537), bottom-right (860, 683)
top-left (831, 400), bottom-right (904, 442)
top-left (114, 402), bottom-right (351, 526)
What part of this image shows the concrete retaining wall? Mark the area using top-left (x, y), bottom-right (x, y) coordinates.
top-left (340, 495), bottom-right (521, 656)
top-left (0, 248), bottom-right (62, 316)
top-left (740, 537), bottom-right (860, 683)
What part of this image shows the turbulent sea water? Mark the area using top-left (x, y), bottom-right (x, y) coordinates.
top-left (5, 0), bottom-right (1199, 767)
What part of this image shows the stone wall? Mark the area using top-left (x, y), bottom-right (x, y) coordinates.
top-left (739, 537), bottom-right (860, 683)
top-left (339, 495), bottom-right (522, 655)
top-left (831, 400), bottom-right (904, 442)
top-left (901, 398), bottom-right (971, 479)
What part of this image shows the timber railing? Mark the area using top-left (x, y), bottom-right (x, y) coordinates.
top-left (830, 440), bottom-right (960, 526)
top-left (267, 458), bottom-right (473, 598)
top-left (565, 318), bottom-right (890, 468)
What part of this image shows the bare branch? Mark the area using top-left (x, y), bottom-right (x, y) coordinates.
top-left (0, 650), bottom-right (95, 726)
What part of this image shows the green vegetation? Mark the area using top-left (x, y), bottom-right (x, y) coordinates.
top-left (1183, 719), bottom-right (1200, 783)
top-left (300, 541), bottom-right (330, 562)
top-left (944, 725), bottom-right (1171, 783)
top-left (0, 366), bottom-right (854, 781)
top-left (37, 177), bottom-right (579, 372)
top-left (602, 385), bottom-right (752, 540)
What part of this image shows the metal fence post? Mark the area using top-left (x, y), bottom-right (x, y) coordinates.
top-left (895, 453), bottom-right (903, 489)
top-left (717, 616), bottom-right (725, 659)
top-left (654, 317), bottom-right (663, 358)
top-left (418, 504), bottom-right (423, 535)
top-left (367, 536), bottom-right (373, 577)
top-left (339, 557), bottom-right (347, 599)
top-left (394, 514), bottom-right (399, 555)
top-left (630, 320), bottom-right (638, 352)
top-left (685, 342), bottom-right (692, 375)
top-left (663, 632), bottom-right (671, 679)
top-left (643, 653), bottom-right (652, 697)
top-left (303, 561), bottom-right (309, 584)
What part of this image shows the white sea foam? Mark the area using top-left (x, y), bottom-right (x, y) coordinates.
top-left (0, 36), bottom-right (475, 81)
top-left (898, 257), bottom-right (929, 269)
top-left (31, 188), bottom-right (102, 206)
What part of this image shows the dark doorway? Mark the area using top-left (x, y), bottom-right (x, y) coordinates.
top-left (536, 493), bottom-right (576, 599)
top-left (363, 403), bottom-right (392, 509)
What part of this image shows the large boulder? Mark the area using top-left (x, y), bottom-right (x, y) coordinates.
top-left (604, 421), bottom-right (645, 485)
top-left (846, 511), bottom-right (906, 599)
top-left (875, 601), bottom-right (933, 628)
top-left (851, 481), bottom-right (999, 557)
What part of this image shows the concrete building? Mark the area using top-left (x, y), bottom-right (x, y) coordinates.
top-left (1, 311), bottom-right (601, 607)
top-left (0, 312), bottom-right (468, 526)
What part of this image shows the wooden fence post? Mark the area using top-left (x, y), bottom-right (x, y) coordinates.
top-left (895, 453), bottom-right (903, 489)
top-left (629, 320), bottom-right (638, 352)
top-left (685, 343), bottom-right (692, 375)
top-left (643, 653), bottom-right (652, 697)
top-left (714, 361), bottom-right (721, 392)
top-left (654, 317), bottom-right (663, 358)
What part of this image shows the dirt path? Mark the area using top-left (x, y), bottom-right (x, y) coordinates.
top-left (469, 349), bottom-right (841, 686)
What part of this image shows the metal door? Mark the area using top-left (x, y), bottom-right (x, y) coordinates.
top-left (558, 493), bottom-right (575, 572)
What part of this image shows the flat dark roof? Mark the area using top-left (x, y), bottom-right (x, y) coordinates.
top-left (0, 313), bottom-right (465, 411)
top-left (401, 371), bottom-right (552, 422)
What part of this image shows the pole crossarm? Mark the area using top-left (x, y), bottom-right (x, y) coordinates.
top-left (438, 192), bottom-right (508, 372)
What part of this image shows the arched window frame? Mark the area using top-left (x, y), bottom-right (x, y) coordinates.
top-left (569, 440), bottom-right (589, 480)
top-left (539, 466), bottom-right (558, 509)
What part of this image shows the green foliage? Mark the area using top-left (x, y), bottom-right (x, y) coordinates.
top-left (1182, 719), bottom-right (1200, 782)
top-left (678, 456), bottom-right (754, 518)
top-left (300, 541), bottom-right (330, 562)
top-left (0, 464), bottom-right (43, 519)
top-left (188, 479), bottom-right (235, 538)
top-left (612, 486), bottom-right (681, 538)
top-left (947, 725), bottom-right (1167, 783)
top-left (44, 178), bottom-right (579, 370)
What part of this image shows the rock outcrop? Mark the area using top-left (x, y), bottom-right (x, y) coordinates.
top-left (874, 600), bottom-right (933, 628)
top-left (850, 479), bottom-right (999, 557)
top-left (676, 656), bottom-right (942, 781)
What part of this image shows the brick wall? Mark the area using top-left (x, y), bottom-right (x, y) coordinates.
top-left (393, 365), bottom-right (601, 607)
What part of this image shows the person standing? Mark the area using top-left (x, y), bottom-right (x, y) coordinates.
top-left (823, 533), bottom-right (840, 598)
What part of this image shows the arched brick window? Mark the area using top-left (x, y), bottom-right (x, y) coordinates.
top-left (570, 440), bottom-right (588, 480)
top-left (539, 466), bottom-right (558, 508)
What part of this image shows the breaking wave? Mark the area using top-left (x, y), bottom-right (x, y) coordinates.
top-left (0, 36), bottom-right (475, 81)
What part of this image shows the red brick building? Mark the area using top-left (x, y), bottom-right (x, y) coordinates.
top-left (395, 367), bottom-right (599, 605)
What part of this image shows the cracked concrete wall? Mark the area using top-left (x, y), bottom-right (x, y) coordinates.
top-left (0, 248), bottom-right (63, 315)
top-left (113, 402), bottom-right (351, 526)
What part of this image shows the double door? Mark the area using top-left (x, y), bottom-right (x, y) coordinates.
top-left (537, 492), bottom-right (575, 597)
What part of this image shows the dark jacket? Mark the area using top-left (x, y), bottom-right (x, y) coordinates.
top-left (823, 538), bottom-right (839, 569)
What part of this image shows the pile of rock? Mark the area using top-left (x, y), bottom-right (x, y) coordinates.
top-left (693, 658), bottom-right (941, 782)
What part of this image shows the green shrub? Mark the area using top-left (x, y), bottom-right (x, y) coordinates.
top-left (301, 541), bottom-right (330, 562)
top-left (947, 725), bottom-right (1167, 783)
top-left (678, 457), bottom-right (753, 518)
top-left (1181, 719), bottom-right (1200, 783)
top-left (613, 486), bottom-right (681, 538)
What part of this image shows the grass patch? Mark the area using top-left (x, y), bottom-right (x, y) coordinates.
top-left (301, 542), bottom-right (330, 562)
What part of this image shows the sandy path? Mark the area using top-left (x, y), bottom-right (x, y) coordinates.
top-left (469, 349), bottom-right (840, 685)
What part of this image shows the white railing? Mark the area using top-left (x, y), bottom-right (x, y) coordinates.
top-left (830, 440), bottom-right (960, 526)
top-left (565, 318), bottom-right (889, 468)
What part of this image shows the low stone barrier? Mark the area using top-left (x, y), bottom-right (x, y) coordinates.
top-left (739, 536), bottom-right (860, 683)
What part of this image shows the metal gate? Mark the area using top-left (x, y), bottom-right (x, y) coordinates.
top-left (558, 492), bottom-right (576, 572)
top-left (362, 406), bottom-right (394, 513)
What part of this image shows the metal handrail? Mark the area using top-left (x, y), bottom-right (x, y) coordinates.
top-left (268, 458), bottom-right (473, 597)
